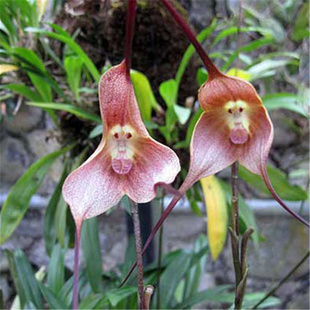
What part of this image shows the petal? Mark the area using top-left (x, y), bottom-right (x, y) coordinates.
top-left (238, 107), bottom-right (309, 227)
top-left (238, 105), bottom-right (273, 174)
top-left (98, 61), bottom-right (148, 136)
top-left (260, 166), bottom-right (309, 227)
top-left (125, 137), bottom-right (181, 203)
top-left (198, 74), bottom-right (262, 110)
top-left (62, 150), bottom-right (124, 224)
top-left (182, 112), bottom-right (238, 190)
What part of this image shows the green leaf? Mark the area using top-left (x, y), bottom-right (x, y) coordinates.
top-left (0, 145), bottom-right (73, 244)
top-left (220, 181), bottom-right (259, 247)
top-left (248, 59), bottom-right (298, 81)
top-left (26, 27), bottom-right (101, 82)
top-left (6, 250), bottom-right (26, 307)
top-left (183, 236), bottom-right (208, 300)
top-left (47, 244), bottom-right (65, 295)
top-left (2, 84), bottom-right (41, 101)
top-left (38, 283), bottom-right (68, 309)
top-left (174, 107), bottom-right (203, 149)
top-left (239, 165), bottom-right (308, 201)
top-left (242, 292), bottom-right (281, 309)
top-left (14, 250), bottom-right (43, 309)
top-left (81, 218), bottom-right (103, 293)
top-left (262, 93), bottom-right (308, 117)
top-left (64, 56), bottom-right (83, 100)
top-left (291, 3), bottom-right (309, 41)
top-left (176, 285), bottom-right (231, 309)
top-left (23, 301), bottom-right (37, 309)
top-left (174, 105), bottom-right (191, 125)
top-left (222, 37), bottom-right (273, 71)
top-left (157, 251), bottom-right (192, 308)
top-left (27, 102), bottom-right (101, 123)
top-left (44, 164), bottom-right (69, 256)
top-left (0, 5), bottom-right (17, 42)
top-left (106, 287), bottom-right (136, 307)
top-left (212, 26), bottom-right (272, 47)
top-left (196, 67), bottom-right (208, 86)
top-left (175, 19), bottom-right (217, 88)
top-left (55, 195), bottom-right (67, 248)
top-left (12, 47), bottom-right (52, 102)
top-left (79, 294), bottom-right (107, 309)
top-left (159, 79), bottom-right (177, 107)
top-left (89, 124), bottom-right (103, 138)
top-left (131, 70), bottom-right (160, 121)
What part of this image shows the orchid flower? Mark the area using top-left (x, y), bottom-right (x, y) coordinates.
top-left (63, 61), bottom-right (180, 227)
top-left (120, 0), bottom-right (309, 287)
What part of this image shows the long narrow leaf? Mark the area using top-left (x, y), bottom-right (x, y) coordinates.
top-left (38, 283), bottom-right (68, 309)
top-left (81, 218), bottom-right (103, 293)
top-left (47, 244), bottom-right (65, 295)
top-left (26, 27), bottom-right (100, 82)
top-left (14, 250), bottom-right (43, 309)
top-left (0, 145), bottom-right (73, 244)
top-left (27, 102), bottom-right (101, 123)
top-left (44, 163), bottom-right (69, 256)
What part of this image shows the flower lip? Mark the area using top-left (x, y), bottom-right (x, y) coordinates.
top-left (109, 124), bottom-right (135, 175)
top-left (225, 100), bottom-right (250, 145)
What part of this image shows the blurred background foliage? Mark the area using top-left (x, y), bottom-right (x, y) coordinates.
top-left (0, 0), bottom-right (309, 309)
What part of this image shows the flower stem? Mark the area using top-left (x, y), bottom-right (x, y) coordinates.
top-left (120, 194), bottom-right (183, 287)
top-left (125, 0), bottom-right (137, 77)
top-left (72, 221), bottom-right (82, 310)
top-left (160, 0), bottom-right (223, 78)
top-left (230, 161), bottom-right (253, 310)
top-left (130, 200), bottom-right (146, 309)
top-left (156, 197), bottom-right (164, 309)
top-left (252, 250), bottom-right (310, 309)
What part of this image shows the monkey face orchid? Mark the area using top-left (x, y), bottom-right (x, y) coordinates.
top-left (63, 61), bottom-right (180, 226)
top-left (182, 73), bottom-right (308, 227)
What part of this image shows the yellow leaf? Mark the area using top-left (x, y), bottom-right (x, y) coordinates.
top-left (36, 0), bottom-right (48, 21)
top-left (227, 68), bottom-right (252, 81)
top-left (0, 64), bottom-right (19, 75)
top-left (200, 175), bottom-right (228, 260)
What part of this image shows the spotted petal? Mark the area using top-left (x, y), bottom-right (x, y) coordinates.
top-left (63, 150), bottom-right (123, 224)
top-left (182, 111), bottom-right (237, 190)
top-left (63, 61), bottom-right (180, 225)
top-left (125, 137), bottom-right (181, 203)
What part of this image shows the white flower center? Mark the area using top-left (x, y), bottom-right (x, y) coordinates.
top-left (225, 100), bottom-right (249, 145)
top-left (109, 125), bottom-right (135, 174)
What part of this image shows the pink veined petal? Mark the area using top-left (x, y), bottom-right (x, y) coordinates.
top-left (182, 112), bottom-right (238, 190)
top-left (62, 149), bottom-right (124, 224)
top-left (260, 166), bottom-right (309, 227)
top-left (125, 137), bottom-right (181, 203)
top-left (238, 105), bottom-right (273, 174)
top-left (98, 61), bottom-right (148, 136)
top-left (238, 106), bottom-right (309, 227)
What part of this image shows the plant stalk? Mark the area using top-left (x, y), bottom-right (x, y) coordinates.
top-left (230, 161), bottom-right (252, 310)
top-left (72, 221), bottom-right (82, 310)
top-left (156, 197), bottom-right (164, 309)
top-left (125, 0), bottom-right (137, 76)
top-left (120, 194), bottom-right (183, 287)
top-left (130, 200), bottom-right (146, 309)
top-left (160, 0), bottom-right (222, 78)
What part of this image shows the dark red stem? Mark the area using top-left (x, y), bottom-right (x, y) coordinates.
top-left (261, 167), bottom-right (309, 228)
top-left (161, 0), bottom-right (223, 78)
top-left (125, 0), bottom-right (137, 76)
top-left (130, 200), bottom-right (146, 309)
top-left (72, 221), bottom-right (82, 309)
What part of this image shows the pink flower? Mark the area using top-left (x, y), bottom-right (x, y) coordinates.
top-left (63, 61), bottom-right (180, 226)
top-left (182, 71), bottom-right (309, 226)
